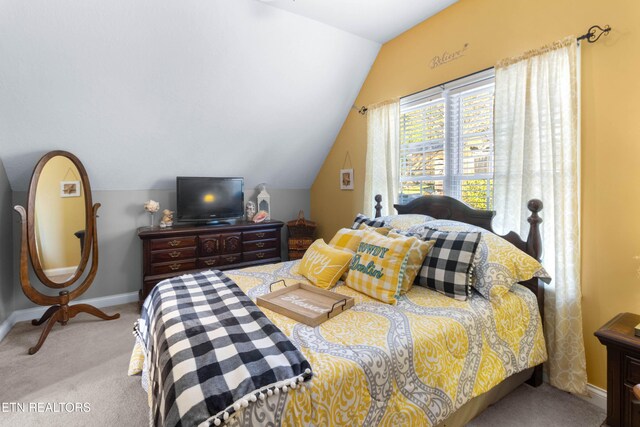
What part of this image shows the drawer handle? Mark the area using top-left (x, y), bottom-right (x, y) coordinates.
top-left (169, 263), bottom-right (181, 271)
top-left (225, 256), bottom-right (238, 263)
top-left (256, 242), bottom-right (265, 248)
top-left (168, 240), bottom-right (181, 247)
top-left (204, 259), bottom-right (217, 266)
top-left (256, 233), bottom-right (265, 238)
top-left (256, 253), bottom-right (265, 259)
top-left (169, 251), bottom-right (181, 258)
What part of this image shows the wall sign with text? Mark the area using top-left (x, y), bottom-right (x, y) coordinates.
top-left (430, 43), bottom-right (469, 69)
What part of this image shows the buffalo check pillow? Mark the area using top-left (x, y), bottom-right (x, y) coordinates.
top-left (351, 213), bottom-right (434, 231)
top-left (409, 219), bottom-right (551, 302)
top-left (415, 229), bottom-right (482, 300)
top-left (351, 213), bottom-right (386, 230)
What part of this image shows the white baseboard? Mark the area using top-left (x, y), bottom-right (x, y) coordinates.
top-left (0, 291), bottom-right (139, 344)
top-left (542, 369), bottom-right (606, 411)
top-left (579, 383), bottom-right (607, 411)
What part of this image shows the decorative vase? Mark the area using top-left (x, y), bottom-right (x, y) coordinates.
top-left (144, 200), bottom-right (160, 228)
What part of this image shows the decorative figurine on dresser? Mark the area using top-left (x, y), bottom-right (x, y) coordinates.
top-left (137, 177), bottom-right (284, 305)
top-left (245, 201), bottom-right (256, 221)
top-left (159, 209), bottom-right (174, 228)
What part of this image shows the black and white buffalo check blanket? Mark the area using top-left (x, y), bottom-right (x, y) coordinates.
top-left (133, 270), bottom-right (313, 427)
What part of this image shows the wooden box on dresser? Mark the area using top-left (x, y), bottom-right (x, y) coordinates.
top-left (595, 312), bottom-right (640, 427)
top-left (138, 220), bottom-right (284, 305)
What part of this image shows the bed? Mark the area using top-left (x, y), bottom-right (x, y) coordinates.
top-left (130, 195), bottom-right (548, 427)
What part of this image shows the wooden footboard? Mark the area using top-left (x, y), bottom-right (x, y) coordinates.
top-left (374, 194), bottom-right (545, 387)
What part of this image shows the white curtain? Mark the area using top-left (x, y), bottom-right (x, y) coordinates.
top-left (493, 37), bottom-right (586, 394)
top-left (363, 100), bottom-right (400, 216)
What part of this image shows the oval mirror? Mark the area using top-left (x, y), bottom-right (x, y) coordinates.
top-left (27, 151), bottom-right (94, 287)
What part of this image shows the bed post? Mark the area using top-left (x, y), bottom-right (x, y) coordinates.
top-left (374, 194), bottom-right (382, 218)
top-left (526, 199), bottom-right (543, 261)
top-left (524, 199), bottom-right (545, 387)
top-left (524, 199), bottom-right (545, 319)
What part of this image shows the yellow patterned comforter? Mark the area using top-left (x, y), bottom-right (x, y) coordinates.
top-left (222, 260), bottom-right (547, 426)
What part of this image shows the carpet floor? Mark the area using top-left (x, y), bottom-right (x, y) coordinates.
top-left (0, 302), bottom-right (606, 427)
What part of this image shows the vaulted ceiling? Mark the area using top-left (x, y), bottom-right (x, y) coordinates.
top-left (0, 0), bottom-right (455, 191)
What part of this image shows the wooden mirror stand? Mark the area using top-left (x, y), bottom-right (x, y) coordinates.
top-left (14, 151), bottom-right (119, 355)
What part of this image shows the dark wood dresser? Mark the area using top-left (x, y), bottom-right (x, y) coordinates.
top-left (138, 220), bottom-right (284, 304)
top-left (595, 312), bottom-right (640, 427)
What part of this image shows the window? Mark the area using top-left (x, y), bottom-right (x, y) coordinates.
top-left (399, 69), bottom-right (495, 210)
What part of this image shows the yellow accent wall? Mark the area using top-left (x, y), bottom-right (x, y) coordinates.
top-left (310, 0), bottom-right (640, 389)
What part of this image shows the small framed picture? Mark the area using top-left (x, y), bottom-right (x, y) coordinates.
top-left (340, 169), bottom-right (354, 190)
top-left (60, 181), bottom-right (81, 198)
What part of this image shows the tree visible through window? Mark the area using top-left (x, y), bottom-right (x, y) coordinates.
top-left (399, 69), bottom-right (495, 210)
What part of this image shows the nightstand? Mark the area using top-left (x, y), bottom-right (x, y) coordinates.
top-left (595, 312), bottom-right (640, 427)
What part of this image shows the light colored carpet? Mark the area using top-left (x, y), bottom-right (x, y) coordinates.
top-left (0, 302), bottom-right (147, 427)
top-left (468, 383), bottom-right (606, 427)
top-left (0, 302), bottom-right (606, 427)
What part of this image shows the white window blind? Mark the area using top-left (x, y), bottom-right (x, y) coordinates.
top-left (399, 69), bottom-right (495, 209)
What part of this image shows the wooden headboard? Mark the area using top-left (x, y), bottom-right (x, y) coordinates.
top-left (374, 194), bottom-right (542, 263)
top-left (374, 194), bottom-right (545, 387)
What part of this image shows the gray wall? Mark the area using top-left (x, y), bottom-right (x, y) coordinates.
top-left (11, 187), bottom-right (309, 312)
top-left (0, 159), bottom-right (14, 323)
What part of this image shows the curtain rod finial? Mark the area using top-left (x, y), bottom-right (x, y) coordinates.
top-left (578, 24), bottom-right (611, 43)
top-left (352, 105), bottom-right (368, 115)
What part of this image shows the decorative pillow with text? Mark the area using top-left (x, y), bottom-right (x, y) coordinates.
top-left (345, 230), bottom-right (414, 304)
top-left (298, 239), bottom-right (354, 289)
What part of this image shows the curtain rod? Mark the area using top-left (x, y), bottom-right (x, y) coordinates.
top-left (353, 66), bottom-right (493, 116)
top-left (354, 25), bottom-right (611, 115)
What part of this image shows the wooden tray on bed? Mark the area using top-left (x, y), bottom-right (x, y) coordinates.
top-left (256, 281), bottom-right (354, 327)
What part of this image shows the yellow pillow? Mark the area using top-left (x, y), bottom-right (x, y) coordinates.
top-left (298, 239), bottom-right (354, 289)
top-left (328, 228), bottom-right (364, 253)
top-left (357, 223), bottom-right (392, 236)
top-left (387, 231), bottom-right (435, 294)
top-left (128, 342), bottom-right (145, 376)
top-left (345, 230), bottom-right (414, 304)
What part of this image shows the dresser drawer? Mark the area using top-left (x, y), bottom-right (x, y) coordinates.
top-left (151, 247), bottom-right (197, 263)
top-left (150, 260), bottom-right (196, 276)
top-left (219, 253), bottom-right (242, 266)
top-left (626, 355), bottom-right (640, 385)
top-left (150, 236), bottom-right (197, 251)
top-left (244, 248), bottom-right (278, 262)
top-left (197, 257), bottom-right (221, 269)
top-left (243, 229), bottom-right (278, 242)
top-left (243, 238), bottom-right (277, 252)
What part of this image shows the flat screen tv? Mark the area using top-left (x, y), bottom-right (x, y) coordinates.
top-left (176, 177), bottom-right (244, 224)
